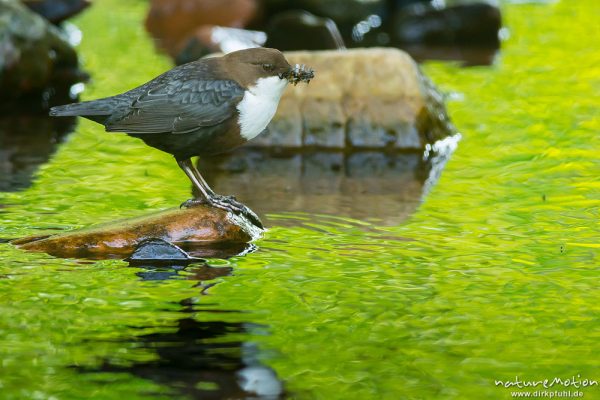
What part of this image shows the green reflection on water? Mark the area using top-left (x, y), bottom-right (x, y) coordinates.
top-left (0, 0), bottom-right (599, 399)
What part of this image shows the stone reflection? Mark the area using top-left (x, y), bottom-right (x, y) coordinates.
top-left (0, 116), bottom-right (76, 192)
top-left (197, 148), bottom-right (447, 225)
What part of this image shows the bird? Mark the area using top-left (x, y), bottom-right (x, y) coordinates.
top-left (49, 48), bottom-right (314, 228)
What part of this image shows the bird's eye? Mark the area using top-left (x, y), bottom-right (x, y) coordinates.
top-left (262, 64), bottom-right (275, 72)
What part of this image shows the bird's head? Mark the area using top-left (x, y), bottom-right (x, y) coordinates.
top-left (222, 48), bottom-right (314, 88)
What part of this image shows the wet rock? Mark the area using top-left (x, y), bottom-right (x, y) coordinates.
top-left (392, 2), bottom-right (501, 47)
top-left (23, 0), bottom-right (90, 24)
top-left (146, 0), bottom-right (259, 57)
top-left (254, 48), bottom-right (454, 150)
top-left (265, 10), bottom-right (345, 51)
top-left (13, 205), bottom-right (263, 259)
top-left (0, 0), bottom-right (86, 108)
top-left (175, 26), bottom-right (266, 65)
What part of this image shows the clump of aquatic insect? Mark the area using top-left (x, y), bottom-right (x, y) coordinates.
top-left (281, 64), bottom-right (315, 85)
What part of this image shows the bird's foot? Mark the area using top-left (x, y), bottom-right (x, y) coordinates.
top-left (180, 195), bottom-right (263, 229)
top-left (211, 194), bottom-right (263, 229)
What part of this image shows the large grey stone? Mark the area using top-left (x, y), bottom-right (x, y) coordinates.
top-left (250, 48), bottom-right (455, 150)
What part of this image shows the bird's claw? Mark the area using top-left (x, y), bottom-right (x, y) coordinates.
top-left (180, 198), bottom-right (204, 209)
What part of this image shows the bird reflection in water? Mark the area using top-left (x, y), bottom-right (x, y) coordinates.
top-left (74, 241), bottom-right (284, 399)
top-left (75, 316), bottom-right (284, 400)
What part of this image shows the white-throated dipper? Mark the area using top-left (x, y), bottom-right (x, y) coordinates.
top-left (50, 48), bottom-right (314, 228)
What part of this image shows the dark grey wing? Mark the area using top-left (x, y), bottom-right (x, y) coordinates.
top-left (105, 79), bottom-right (244, 134)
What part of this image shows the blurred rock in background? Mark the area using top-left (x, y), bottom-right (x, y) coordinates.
top-left (175, 26), bottom-right (266, 65)
top-left (391, 1), bottom-right (501, 65)
top-left (147, 0), bottom-right (501, 66)
top-left (0, 0), bottom-right (88, 112)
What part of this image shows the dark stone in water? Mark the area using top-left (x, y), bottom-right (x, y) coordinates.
top-left (392, 2), bottom-right (501, 47)
top-left (128, 238), bottom-right (197, 263)
top-left (265, 10), bottom-right (345, 51)
top-left (127, 239), bottom-right (238, 282)
top-left (0, 0), bottom-right (87, 110)
top-left (23, 0), bottom-right (90, 24)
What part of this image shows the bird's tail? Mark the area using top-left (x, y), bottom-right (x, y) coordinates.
top-left (49, 99), bottom-right (113, 118)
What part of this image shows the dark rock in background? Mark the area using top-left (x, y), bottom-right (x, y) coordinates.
top-left (145, 0), bottom-right (501, 66)
top-left (0, 0), bottom-right (87, 111)
top-left (23, 0), bottom-right (90, 24)
top-left (265, 10), bottom-right (345, 51)
top-left (261, 0), bottom-right (387, 29)
top-left (255, 0), bottom-right (501, 64)
top-left (146, 0), bottom-right (259, 58)
top-left (392, 2), bottom-right (501, 47)
top-left (0, 115), bottom-right (76, 191)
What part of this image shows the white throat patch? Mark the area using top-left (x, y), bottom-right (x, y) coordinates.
top-left (236, 76), bottom-right (288, 140)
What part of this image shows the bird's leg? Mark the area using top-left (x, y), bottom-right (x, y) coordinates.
top-left (188, 162), bottom-right (217, 198)
top-left (177, 159), bottom-right (213, 204)
top-left (177, 158), bottom-right (263, 228)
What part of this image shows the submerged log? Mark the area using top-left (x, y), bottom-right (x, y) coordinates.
top-left (12, 206), bottom-right (263, 259)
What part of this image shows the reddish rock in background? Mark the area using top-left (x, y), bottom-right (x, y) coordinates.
top-left (175, 25), bottom-right (266, 65)
top-left (145, 0), bottom-right (259, 57)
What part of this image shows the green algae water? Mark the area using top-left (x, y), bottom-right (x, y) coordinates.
top-left (1, 0), bottom-right (599, 399)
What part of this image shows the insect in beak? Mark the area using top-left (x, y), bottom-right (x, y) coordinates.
top-left (281, 64), bottom-right (315, 85)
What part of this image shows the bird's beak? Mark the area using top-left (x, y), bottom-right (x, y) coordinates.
top-left (280, 64), bottom-right (315, 86)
